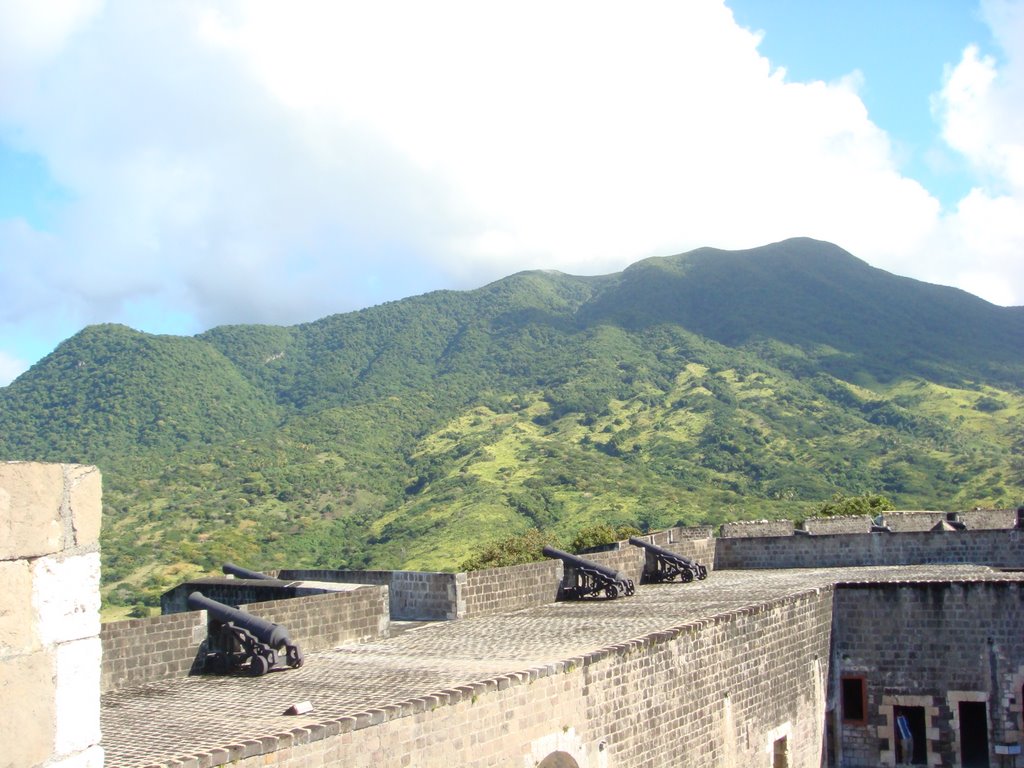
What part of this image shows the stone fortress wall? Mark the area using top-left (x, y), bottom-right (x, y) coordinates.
top-left (5, 462), bottom-right (1024, 768)
top-left (101, 585), bottom-right (389, 692)
top-left (0, 462), bottom-right (104, 768)
top-left (832, 579), bottom-right (1024, 767)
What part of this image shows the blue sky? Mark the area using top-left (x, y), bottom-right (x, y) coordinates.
top-left (1, 0), bottom-right (1022, 386)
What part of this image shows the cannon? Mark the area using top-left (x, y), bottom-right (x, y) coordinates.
top-left (628, 537), bottom-right (707, 583)
top-left (542, 546), bottom-right (635, 599)
top-left (222, 562), bottom-right (273, 580)
top-left (188, 591), bottom-right (303, 676)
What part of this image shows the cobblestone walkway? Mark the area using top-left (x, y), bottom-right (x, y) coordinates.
top-left (100, 565), bottom-right (1021, 767)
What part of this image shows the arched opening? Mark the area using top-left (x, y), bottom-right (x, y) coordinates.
top-left (537, 751), bottom-right (580, 768)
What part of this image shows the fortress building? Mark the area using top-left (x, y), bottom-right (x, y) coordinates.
top-left (2, 462), bottom-right (1022, 768)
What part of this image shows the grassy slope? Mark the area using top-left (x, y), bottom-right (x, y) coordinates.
top-left (1, 239), bottom-right (1021, 607)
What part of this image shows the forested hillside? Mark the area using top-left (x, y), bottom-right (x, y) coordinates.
top-left (2, 238), bottom-right (1022, 612)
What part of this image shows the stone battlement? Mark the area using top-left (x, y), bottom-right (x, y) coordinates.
top-left (4, 463), bottom-right (1024, 768)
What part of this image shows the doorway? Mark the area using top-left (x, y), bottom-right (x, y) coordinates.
top-left (893, 705), bottom-right (927, 765)
top-left (959, 701), bottom-right (990, 768)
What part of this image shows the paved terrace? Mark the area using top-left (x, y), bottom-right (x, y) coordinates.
top-left (101, 565), bottom-right (1024, 767)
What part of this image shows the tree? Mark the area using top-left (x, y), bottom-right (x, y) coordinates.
top-left (816, 492), bottom-right (894, 518)
top-left (460, 529), bottom-right (559, 571)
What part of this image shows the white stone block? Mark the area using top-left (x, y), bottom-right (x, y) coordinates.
top-left (54, 637), bottom-right (102, 756)
top-left (32, 552), bottom-right (101, 645)
top-left (0, 559), bottom-right (36, 657)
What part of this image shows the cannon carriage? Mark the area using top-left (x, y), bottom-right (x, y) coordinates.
top-left (188, 591), bottom-right (304, 676)
top-left (628, 537), bottom-right (707, 583)
top-left (542, 546), bottom-right (635, 599)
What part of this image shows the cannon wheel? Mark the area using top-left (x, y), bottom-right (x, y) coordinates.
top-left (625, 581), bottom-right (635, 596)
top-left (263, 649), bottom-right (277, 668)
top-left (249, 655), bottom-right (270, 677)
top-left (604, 584), bottom-right (618, 599)
top-left (287, 647), bottom-right (304, 669)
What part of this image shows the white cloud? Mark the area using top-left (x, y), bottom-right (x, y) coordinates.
top-left (0, 350), bottom-right (28, 387)
top-left (924, 0), bottom-right (1024, 305)
top-left (0, 0), bottom-right (1022, 377)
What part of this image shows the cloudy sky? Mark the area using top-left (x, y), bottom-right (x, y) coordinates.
top-left (1, 0), bottom-right (1022, 386)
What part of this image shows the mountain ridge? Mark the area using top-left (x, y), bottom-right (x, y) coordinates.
top-left (1, 238), bottom-right (1021, 613)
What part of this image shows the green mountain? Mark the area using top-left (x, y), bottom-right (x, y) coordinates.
top-left (2, 238), bottom-right (1022, 612)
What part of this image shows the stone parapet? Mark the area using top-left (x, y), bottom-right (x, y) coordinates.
top-left (278, 569), bottom-right (460, 621)
top-left (715, 528), bottom-right (1024, 570)
top-left (461, 560), bottom-right (562, 618)
top-left (799, 515), bottom-right (873, 535)
top-left (0, 462), bottom-right (103, 768)
top-left (101, 585), bottom-right (389, 692)
top-left (719, 518), bottom-right (795, 538)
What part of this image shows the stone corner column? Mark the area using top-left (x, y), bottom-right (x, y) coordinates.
top-left (0, 461), bottom-right (104, 768)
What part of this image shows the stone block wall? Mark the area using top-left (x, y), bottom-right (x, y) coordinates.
top-left (242, 587), bottom-right (389, 652)
top-left (876, 509), bottom-right (1015, 532)
top-left (278, 569), bottom-right (461, 620)
top-left (100, 585), bottom-right (389, 692)
top-left (960, 508), bottom-right (1017, 529)
top-left (222, 588), bottom-right (834, 768)
top-left (627, 526), bottom-right (717, 576)
top-left (461, 560), bottom-right (562, 618)
top-left (100, 609), bottom-right (206, 692)
top-left (799, 516), bottom-right (873, 535)
top-left (715, 529), bottom-right (1024, 570)
top-left (577, 543), bottom-right (645, 585)
top-left (832, 581), bottom-right (1024, 767)
top-left (0, 462), bottom-right (103, 768)
top-left (720, 518), bottom-right (795, 537)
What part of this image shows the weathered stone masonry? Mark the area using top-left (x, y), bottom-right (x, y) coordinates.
top-left (832, 579), bottom-right (1024, 767)
top-left (5, 464), bottom-right (1023, 768)
top-left (0, 462), bottom-right (103, 768)
top-left (175, 587), bottom-right (835, 768)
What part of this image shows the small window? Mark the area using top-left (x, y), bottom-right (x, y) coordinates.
top-left (841, 676), bottom-right (867, 723)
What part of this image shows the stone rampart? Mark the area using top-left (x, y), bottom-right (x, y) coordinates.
top-left (720, 518), bottom-right (795, 537)
top-left (960, 507), bottom-right (1017, 529)
top-left (101, 609), bottom-right (207, 692)
top-left (832, 580), bottom-right (1024, 767)
top-left (0, 462), bottom-right (103, 768)
top-left (576, 543), bottom-right (644, 584)
top-left (460, 559), bottom-right (562, 618)
top-left (626, 526), bottom-right (718, 575)
top-left (278, 569), bottom-right (461, 620)
top-left (101, 585), bottom-right (389, 692)
top-left (715, 528), bottom-right (1024, 570)
top-left (799, 515), bottom-right (873, 535)
top-left (221, 588), bottom-right (834, 768)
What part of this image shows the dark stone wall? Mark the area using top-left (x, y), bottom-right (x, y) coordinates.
top-left (101, 585), bottom-right (388, 692)
top-left (832, 581), bottom-right (1024, 767)
top-left (277, 570), bottom-right (461, 621)
top-left (100, 610), bottom-right (206, 693)
top-left (715, 529), bottom-right (1024, 570)
top-left (461, 560), bottom-right (562, 618)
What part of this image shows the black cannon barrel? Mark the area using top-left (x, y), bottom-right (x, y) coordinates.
top-left (187, 591), bottom-right (292, 648)
top-left (628, 537), bottom-right (697, 564)
top-left (542, 545), bottom-right (624, 581)
top-left (222, 562), bottom-right (273, 580)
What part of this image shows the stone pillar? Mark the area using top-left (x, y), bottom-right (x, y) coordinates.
top-left (0, 462), bottom-right (103, 768)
